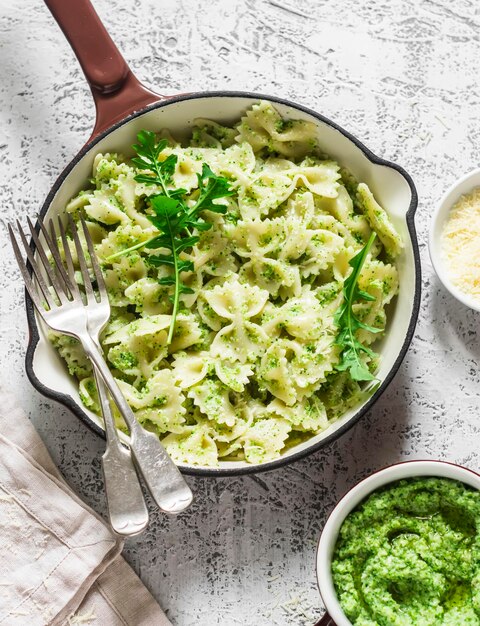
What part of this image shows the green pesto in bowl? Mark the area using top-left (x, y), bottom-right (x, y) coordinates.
top-left (331, 477), bottom-right (480, 625)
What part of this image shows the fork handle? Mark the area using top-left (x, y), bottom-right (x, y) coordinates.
top-left (93, 368), bottom-right (149, 536)
top-left (81, 335), bottom-right (193, 514)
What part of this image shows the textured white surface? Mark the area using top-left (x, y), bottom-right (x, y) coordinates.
top-left (1, 0), bottom-right (480, 624)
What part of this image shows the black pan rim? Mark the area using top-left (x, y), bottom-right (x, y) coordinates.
top-left (25, 90), bottom-right (421, 477)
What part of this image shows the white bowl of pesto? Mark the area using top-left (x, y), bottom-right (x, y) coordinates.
top-left (316, 460), bottom-right (480, 626)
top-left (27, 96), bottom-right (420, 475)
top-left (429, 167), bottom-right (480, 312)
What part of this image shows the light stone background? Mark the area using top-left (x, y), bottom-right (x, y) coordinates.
top-left (1, 0), bottom-right (480, 624)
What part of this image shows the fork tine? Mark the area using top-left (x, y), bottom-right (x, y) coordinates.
top-left (67, 214), bottom-right (95, 301)
top-left (79, 216), bottom-right (107, 301)
top-left (9, 224), bottom-right (50, 312)
top-left (37, 217), bottom-right (75, 297)
top-left (27, 217), bottom-right (69, 304)
top-left (57, 216), bottom-right (81, 299)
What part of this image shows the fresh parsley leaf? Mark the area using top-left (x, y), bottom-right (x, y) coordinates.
top-left (334, 232), bottom-right (382, 381)
top-left (106, 131), bottom-right (234, 344)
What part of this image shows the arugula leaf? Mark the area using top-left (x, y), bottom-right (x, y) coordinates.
top-left (192, 164), bottom-right (234, 215)
top-left (106, 132), bottom-right (234, 344)
top-left (334, 233), bottom-right (382, 381)
top-left (131, 131), bottom-right (176, 195)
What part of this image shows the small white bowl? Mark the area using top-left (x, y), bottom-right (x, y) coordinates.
top-left (429, 167), bottom-right (480, 312)
top-left (315, 460), bottom-right (480, 626)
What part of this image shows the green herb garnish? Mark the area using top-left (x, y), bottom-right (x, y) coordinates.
top-left (334, 232), bottom-right (381, 381)
top-left (107, 130), bottom-right (234, 343)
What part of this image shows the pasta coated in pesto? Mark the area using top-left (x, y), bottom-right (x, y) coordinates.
top-left (51, 101), bottom-right (402, 467)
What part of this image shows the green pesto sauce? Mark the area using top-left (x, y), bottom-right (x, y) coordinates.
top-left (332, 477), bottom-right (480, 626)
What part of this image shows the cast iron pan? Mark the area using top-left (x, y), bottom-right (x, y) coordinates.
top-left (25, 0), bottom-right (421, 477)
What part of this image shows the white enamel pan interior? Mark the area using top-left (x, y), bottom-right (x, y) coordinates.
top-left (26, 92), bottom-right (421, 476)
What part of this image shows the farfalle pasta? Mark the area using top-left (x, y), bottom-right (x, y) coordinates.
top-left (51, 101), bottom-right (402, 467)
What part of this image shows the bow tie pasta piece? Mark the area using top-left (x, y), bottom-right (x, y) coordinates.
top-left (217, 440), bottom-right (243, 459)
top-left (71, 186), bottom-right (127, 226)
top-left (354, 260), bottom-right (399, 346)
top-left (267, 396), bottom-right (329, 433)
top-left (238, 169), bottom-right (295, 219)
top-left (103, 315), bottom-right (164, 344)
top-left (253, 260), bottom-right (301, 300)
top-left (214, 360), bottom-right (253, 393)
top-left (332, 245), bottom-right (358, 282)
top-left (173, 351), bottom-right (211, 388)
top-left (237, 157), bottom-right (339, 219)
top-left (172, 142), bottom-right (255, 195)
top-left (169, 313), bottom-right (203, 352)
top-left (114, 371), bottom-right (186, 434)
top-left (85, 219), bottom-right (108, 241)
top-left (283, 190), bottom-right (316, 224)
top-left (258, 338), bottom-right (340, 405)
top-left (197, 293), bottom-right (225, 332)
top-left (262, 286), bottom-right (338, 341)
top-left (95, 224), bottom-right (157, 261)
top-left (204, 275), bottom-right (269, 320)
top-left (138, 402), bottom-right (188, 435)
top-left (49, 333), bottom-right (92, 379)
top-left (204, 276), bottom-right (270, 362)
top-left (169, 145), bottom-right (220, 192)
top-left (211, 143), bottom-right (256, 185)
top-left (101, 307), bottom-right (135, 338)
top-left (314, 185), bottom-right (371, 246)
top-left (125, 278), bottom-right (170, 315)
top-left (102, 254), bottom-right (149, 307)
top-left (92, 152), bottom-right (128, 181)
top-left (106, 312), bottom-right (204, 355)
top-left (177, 269), bottom-right (204, 310)
top-left (242, 417), bottom-right (291, 464)
top-left (162, 425), bottom-right (219, 467)
top-left (300, 228), bottom-right (345, 278)
top-left (68, 153), bottom-right (152, 227)
top-left (100, 163), bottom-right (153, 229)
top-left (228, 218), bottom-right (286, 259)
top-left (318, 371), bottom-right (363, 422)
top-left (357, 183), bottom-right (403, 259)
top-left (230, 215), bottom-right (317, 272)
top-left (188, 377), bottom-right (243, 428)
top-left (187, 227), bottom-right (237, 278)
top-left (281, 217), bottom-right (314, 261)
top-left (229, 219), bottom-right (303, 297)
top-left (257, 342), bottom-right (296, 405)
top-left (78, 376), bottom-right (99, 413)
top-left (191, 119), bottom-right (238, 149)
top-left (359, 260), bottom-right (399, 306)
top-left (200, 409), bottom-right (253, 450)
top-left (310, 213), bottom-right (365, 252)
top-left (288, 158), bottom-right (340, 199)
top-left (236, 100), bottom-right (318, 159)
top-left (104, 315), bottom-right (171, 380)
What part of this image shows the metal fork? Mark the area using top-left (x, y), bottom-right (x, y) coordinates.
top-left (40, 216), bottom-right (149, 536)
top-left (9, 215), bottom-right (193, 520)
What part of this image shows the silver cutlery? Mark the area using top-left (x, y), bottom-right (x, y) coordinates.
top-left (9, 215), bottom-right (193, 524)
top-left (40, 215), bottom-right (149, 536)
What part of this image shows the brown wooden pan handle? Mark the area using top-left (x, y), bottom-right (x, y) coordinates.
top-left (44, 0), bottom-right (163, 142)
top-left (314, 613), bottom-right (337, 626)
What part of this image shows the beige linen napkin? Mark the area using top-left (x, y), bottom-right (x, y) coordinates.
top-left (0, 386), bottom-right (171, 626)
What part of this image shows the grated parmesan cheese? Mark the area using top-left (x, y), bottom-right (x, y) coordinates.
top-left (441, 186), bottom-right (480, 301)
